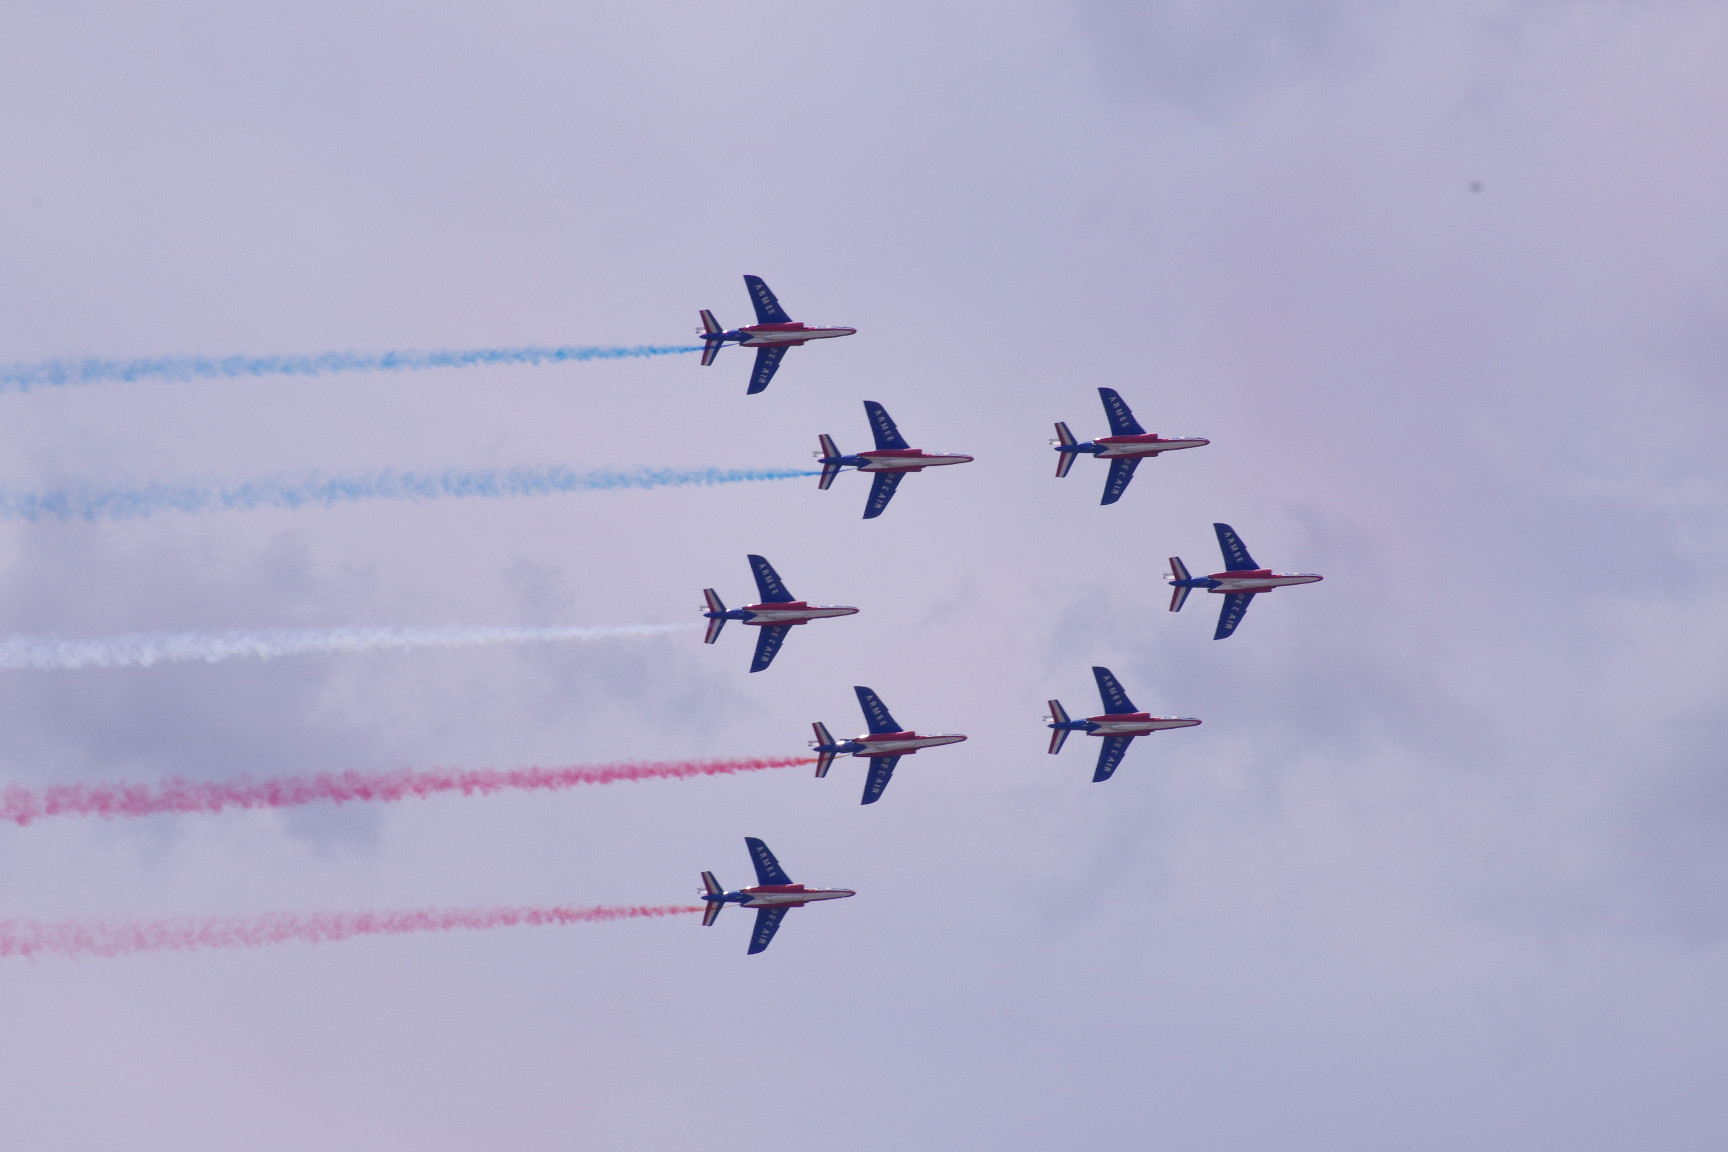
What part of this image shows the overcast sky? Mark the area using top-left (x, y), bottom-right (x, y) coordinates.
top-left (1, 1), bottom-right (1726, 1148)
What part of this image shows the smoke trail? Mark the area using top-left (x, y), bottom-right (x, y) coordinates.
top-left (0, 756), bottom-right (815, 825)
top-left (0, 344), bottom-right (702, 394)
top-left (0, 463), bottom-right (818, 523)
top-left (0, 903), bottom-right (702, 960)
top-left (0, 622), bottom-right (698, 670)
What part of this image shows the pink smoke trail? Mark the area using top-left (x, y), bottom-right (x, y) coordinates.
top-left (0, 756), bottom-right (816, 826)
top-left (0, 903), bottom-right (703, 960)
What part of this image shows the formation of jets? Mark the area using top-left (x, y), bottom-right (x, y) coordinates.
top-left (691, 276), bottom-right (1324, 953)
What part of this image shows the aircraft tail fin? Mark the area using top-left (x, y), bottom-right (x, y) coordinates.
top-left (1047, 700), bottom-right (1072, 755)
top-left (811, 721), bottom-right (838, 778)
top-left (702, 589), bottom-right (727, 643)
top-left (700, 871), bottom-right (725, 926)
top-left (1053, 422), bottom-right (1078, 477)
top-left (817, 434), bottom-right (843, 490)
top-left (1168, 558), bottom-right (1192, 613)
top-left (698, 311), bottom-right (724, 366)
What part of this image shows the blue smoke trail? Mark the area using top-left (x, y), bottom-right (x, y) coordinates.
top-left (0, 465), bottom-right (818, 523)
top-left (0, 622), bottom-right (699, 670)
top-left (0, 344), bottom-right (703, 393)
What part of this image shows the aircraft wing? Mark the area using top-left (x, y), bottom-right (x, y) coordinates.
top-left (861, 755), bottom-right (902, 805)
top-left (854, 686), bottom-right (902, 734)
top-left (1092, 736), bottom-right (1134, 782)
top-left (863, 401), bottom-right (910, 450)
top-left (1091, 666), bottom-right (1138, 714)
top-left (746, 346), bottom-right (787, 394)
top-left (745, 837), bottom-right (794, 886)
top-left (862, 472), bottom-right (904, 519)
top-left (746, 554), bottom-right (795, 603)
top-left (1098, 387), bottom-right (1145, 437)
top-left (749, 625), bottom-right (793, 672)
top-left (747, 906), bottom-right (789, 954)
top-left (1214, 592), bottom-right (1254, 639)
top-left (1101, 457), bottom-right (1140, 505)
top-left (744, 275), bottom-right (792, 324)
top-left (1213, 523), bottom-right (1259, 570)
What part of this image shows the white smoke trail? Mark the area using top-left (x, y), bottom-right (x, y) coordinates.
top-left (0, 622), bottom-right (697, 670)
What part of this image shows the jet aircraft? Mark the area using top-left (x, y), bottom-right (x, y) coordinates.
top-left (1168, 523), bottom-right (1324, 639)
top-left (700, 837), bottom-right (855, 955)
top-left (1046, 666), bottom-right (1201, 782)
top-left (703, 554), bottom-right (858, 672)
top-left (811, 686), bottom-right (967, 805)
top-left (698, 275), bottom-right (857, 394)
top-left (1052, 387), bottom-right (1209, 504)
top-left (816, 401), bottom-right (973, 518)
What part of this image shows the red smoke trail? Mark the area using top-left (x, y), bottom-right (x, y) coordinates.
top-left (0, 903), bottom-right (703, 960)
top-left (0, 756), bottom-right (815, 826)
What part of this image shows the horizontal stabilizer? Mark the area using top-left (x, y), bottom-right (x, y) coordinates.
top-left (1169, 584), bottom-right (1192, 614)
top-left (812, 722), bottom-right (838, 778)
top-left (702, 901), bottom-right (724, 927)
top-left (700, 309), bottom-right (722, 335)
top-left (701, 870), bottom-right (723, 896)
top-left (702, 589), bottom-right (726, 643)
top-left (817, 435), bottom-right (842, 489)
top-left (1053, 423), bottom-right (1077, 478)
top-left (1046, 700), bottom-right (1071, 755)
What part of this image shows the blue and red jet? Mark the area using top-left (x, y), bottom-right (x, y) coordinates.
top-left (1168, 523), bottom-right (1324, 639)
top-left (701, 837), bottom-right (855, 955)
top-left (816, 401), bottom-right (973, 519)
top-left (811, 686), bottom-right (967, 805)
top-left (1047, 666), bottom-right (1200, 782)
top-left (703, 554), bottom-right (858, 672)
top-left (1053, 387), bottom-right (1209, 504)
top-left (698, 275), bottom-right (856, 394)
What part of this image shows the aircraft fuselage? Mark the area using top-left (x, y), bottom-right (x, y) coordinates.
top-left (1088, 433), bottom-right (1210, 459)
top-left (718, 321), bottom-right (857, 348)
top-left (723, 600), bottom-right (859, 626)
top-left (719, 884), bottom-right (856, 909)
top-left (846, 730), bottom-right (967, 757)
top-left (1082, 713), bottom-right (1203, 737)
top-left (841, 448), bottom-right (974, 473)
top-left (1191, 569), bottom-right (1324, 594)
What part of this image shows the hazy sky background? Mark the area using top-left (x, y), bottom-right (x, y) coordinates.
top-left (1, 1), bottom-right (1726, 1148)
